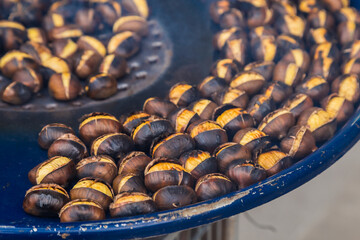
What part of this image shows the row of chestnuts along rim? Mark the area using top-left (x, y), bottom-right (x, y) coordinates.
top-left (0, 0), bottom-right (150, 105)
top-left (23, 0), bottom-right (360, 222)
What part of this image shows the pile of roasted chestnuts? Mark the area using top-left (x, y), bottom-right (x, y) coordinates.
top-left (0, 0), bottom-right (150, 105)
top-left (23, 0), bottom-right (360, 223)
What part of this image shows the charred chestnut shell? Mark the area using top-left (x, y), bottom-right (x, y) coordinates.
top-left (195, 173), bottom-right (235, 202)
top-left (168, 108), bottom-right (201, 133)
top-left (117, 151), bottom-right (152, 176)
top-left (112, 174), bottom-right (147, 195)
top-left (120, 111), bottom-right (151, 135)
top-left (143, 97), bottom-right (177, 119)
top-left (91, 133), bottom-right (134, 159)
top-left (226, 160), bottom-right (267, 189)
top-left (76, 155), bottom-right (117, 184)
top-left (189, 99), bottom-right (218, 120)
top-left (59, 199), bottom-right (105, 223)
top-left (233, 128), bottom-right (272, 155)
top-left (38, 123), bottom-right (74, 149)
top-left (258, 108), bottom-right (295, 140)
top-left (151, 133), bottom-right (195, 159)
top-left (256, 150), bottom-right (292, 176)
top-left (321, 93), bottom-right (354, 124)
top-left (168, 83), bottom-right (199, 107)
top-left (282, 93), bottom-right (314, 119)
top-left (180, 150), bottom-right (218, 180)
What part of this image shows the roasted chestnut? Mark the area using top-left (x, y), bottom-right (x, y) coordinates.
top-left (59, 199), bottom-right (105, 222)
top-left (189, 99), bottom-right (218, 120)
top-left (263, 81), bottom-right (292, 104)
top-left (168, 108), bottom-right (200, 133)
top-left (26, 27), bottom-right (47, 44)
top-left (168, 83), bottom-right (199, 107)
top-left (0, 20), bottom-right (26, 51)
top-left (298, 107), bottom-right (337, 142)
top-left (247, 94), bottom-right (275, 124)
top-left (77, 35), bottom-right (106, 58)
top-left (251, 36), bottom-right (277, 62)
top-left (75, 8), bottom-right (99, 34)
top-left (256, 150), bottom-right (292, 176)
top-left (151, 133), bottom-right (195, 159)
top-left (219, 8), bottom-right (245, 29)
top-left (298, 0), bottom-right (321, 14)
top-left (0, 75), bottom-right (10, 96)
top-left (295, 76), bottom-right (329, 101)
top-left (226, 160), bottom-right (267, 189)
top-left (210, 58), bottom-right (240, 83)
top-left (1, 81), bottom-right (32, 105)
top-left (281, 48), bottom-right (310, 73)
top-left (47, 25), bottom-right (83, 41)
top-left (275, 14), bottom-right (305, 38)
top-left (198, 76), bottom-right (227, 98)
top-left (195, 173), bottom-right (235, 201)
top-left (211, 88), bottom-right (248, 108)
top-left (272, 1), bottom-right (297, 17)
top-left (275, 34), bottom-right (302, 61)
top-left (308, 9), bottom-right (335, 29)
top-left (41, 56), bottom-right (71, 76)
top-left (321, 93), bottom-right (354, 124)
top-left (230, 71), bottom-right (266, 95)
top-left (215, 107), bottom-right (255, 139)
top-left (213, 142), bottom-right (252, 173)
top-left (113, 16), bottom-right (149, 37)
top-left (95, 0), bottom-right (122, 26)
top-left (74, 50), bottom-right (103, 79)
top-left (117, 151), bottom-right (152, 176)
top-left (120, 111), bottom-right (151, 135)
top-left (86, 73), bottom-right (117, 100)
top-left (28, 156), bottom-right (75, 187)
top-left (48, 72), bottom-right (83, 101)
top-left (91, 133), bottom-right (134, 159)
top-left (249, 26), bottom-right (277, 45)
top-left (306, 27), bottom-right (334, 46)
top-left (331, 74), bottom-right (360, 103)
top-left (342, 57), bottom-right (360, 76)
top-left (70, 177), bottom-right (114, 210)
top-left (244, 61), bottom-right (275, 82)
top-left (42, 13), bottom-right (65, 33)
top-left (79, 112), bottom-right (122, 146)
top-left (0, 50), bottom-right (37, 78)
top-left (131, 117), bottom-right (175, 151)
top-left (189, 120), bottom-right (228, 153)
top-left (38, 123), bottom-right (75, 149)
top-left (342, 40), bottom-right (360, 61)
top-left (122, 0), bottom-right (149, 19)
top-left (76, 155), bottom-right (117, 184)
top-left (308, 57), bottom-right (339, 82)
top-left (180, 150), bottom-right (218, 180)
top-left (143, 97), bottom-right (177, 119)
top-left (112, 174), bottom-right (147, 195)
top-left (107, 31), bottom-right (140, 58)
top-left (52, 39), bottom-right (78, 63)
top-left (258, 108), bottom-right (295, 140)
top-left (209, 0), bottom-right (231, 23)
top-left (213, 27), bottom-right (247, 51)
top-left (273, 61), bottom-right (304, 87)
top-left (221, 35), bottom-right (248, 66)
top-left (48, 133), bottom-right (88, 162)
top-left (282, 93), bottom-right (314, 118)
top-left (99, 54), bottom-right (128, 79)
top-left (109, 192), bottom-right (155, 218)
top-left (144, 158), bottom-right (194, 193)
top-left (233, 128), bottom-right (272, 155)
top-left (280, 125), bottom-right (317, 160)
top-left (311, 42), bottom-right (340, 60)
top-left (153, 185), bottom-right (197, 210)
top-left (246, 6), bottom-right (273, 28)
top-left (23, 184), bottom-right (69, 217)
top-left (13, 67), bottom-right (43, 93)
top-left (322, 0), bottom-right (349, 12)
top-left (336, 7), bottom-right (360, 23)
top-left (19, 41), bottom-right (52, 65)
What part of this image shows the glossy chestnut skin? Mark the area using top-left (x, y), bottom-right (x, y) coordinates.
top-left (280, 125), bottom-right (317, 160)
top-left (91, 133), bottom-right (134, 159)
top-left (117, 151), bottom-right (152, 176)
top-left (230, 71), bottom-right (265, 96)
top-left (168, 108), bottom-right (201, 133)
top-left (213, 27), bottom-right (247, 51)
top-left (198, 76), bottom-right (227, 98)
top-left (281, 49), bottom-right (310, 73)
top-left (233, 128), bottom-right (272, 156)
top-left (282, 93), bottom-right (314, 119)
top-left (38, 123), bottom-right (75, 149)
top-left (306, 27), bottom-right (334, 46)
top-left (251, 36), bottom-right (277, 63)
top-left (41, 56), bottom-right (71, 79)
top-left (77, 35), bottom-right (106, 58)
top-left (168, 83), bottom-right (199, 107)
top-left (76, 155), bottom-right (117, 184)
top-left (122, 0), bottom-right (149, 19)
top-left (189, 120), bottom-right (228, 153)
top-left (256, 150), bottom-right (292, 176)
top-left (221, 34), bottom-right (248, 66)
top-left (213, 142), bottom-right (252, 173)
top-left (307, 9), bottom-right (335, 29)
top-left (59, 199), bottom-right (105, 223)
top-left (23, 184), bottom-right (70, 217)
top-left (210, 58), bottom-right (240, 83)
top-left (247, 94), bottom-right (275, 124)
top-left (143, 97), bottom-right (177, 119)
top-left (70, 177), bottom-right (114, 210)
top-left (273, 61), bottom-right (303, 87)
top-left (107, 31), bottom-right (140, 58)
top-left (275, 14), bottom-right (305, 38)
top-left (74, 50), bottom-right (103, 79)
top-left (275, 35), bottom-right (302, 61)
top-left (48, 133), bottom-right (88, 163)
top-left (131, 117), bottom-right (175, 151)
top-left (19, 41), bottom-right (51, 65)
top-left (298, 107), bottom-right (337, 143)
top-left (215, 107), bottom-right (255, 139)
top-left (195, 173), bottom-right (235, 202)
top-left (13, 67), bottom-right (43, 93)
top-left (86, 73), bottom-right (117, 100)
top-left (42, 12), bottom-right (65, 33)
top-left (189, 99), bottom-right (218, 120)
top-left (112, 174), bottom-right (147, 195)
top-left (332, 74), bottom-right (360, 103)
top-left (226, 160), bottom-right (267, 189)
top-left (48, 72), bottom-right (82, 101)
top-left (28, 156), bottom-right (75, 187)
top-left (75, 8), bottom-right (99, 34)
top-left (47, 25), bottom-right (83, 42)
top-left (342, 40), bottom-right (360, 61)
top-left (244, 61), bottom-right (275, 82)
top-left (258, 108), bottom-right (295, 140)
top-left (211, 88), bottom-right (248, 109)
top-left (79, 112), bottom-right (122, 146)
top-left (308, 57), bottom-right (339, 82)
top-left (263, 81), bottom-right (292, 104)
top-left (110, 192), bottom-right (156, 218)
top-left (52, 39), bottom-right (78, 64)
top-left (151, 133), bottom-right (195, 159)
top-left (337, 21), bottom-right (360, 46)
top-left (113, 16), bottom-right (149, 37)
top-left (342, 57), bottom-right (360, 76)
top-left (311, 42), bottom-right (340, 61)
top-left (95, 1), bottom-right (122, 25)
top-left (120, 111), bottom-right (151, 135)
top-left (295, 76), bottom-right (329, 102)
top-left (1, 81), bottom-right (32, 105)
top-left (219, 8), bottom-right (245, 29)
top-left (99, 54), bottom-right (127, 79)
top-left (180, 150), bottom-right (218, 180)
top-left (153, 185), bottom-right (197, 210)
top-left (144, 158), bottom-right (194, 193)
top-left (321, 93), bottom-right (354, 124)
